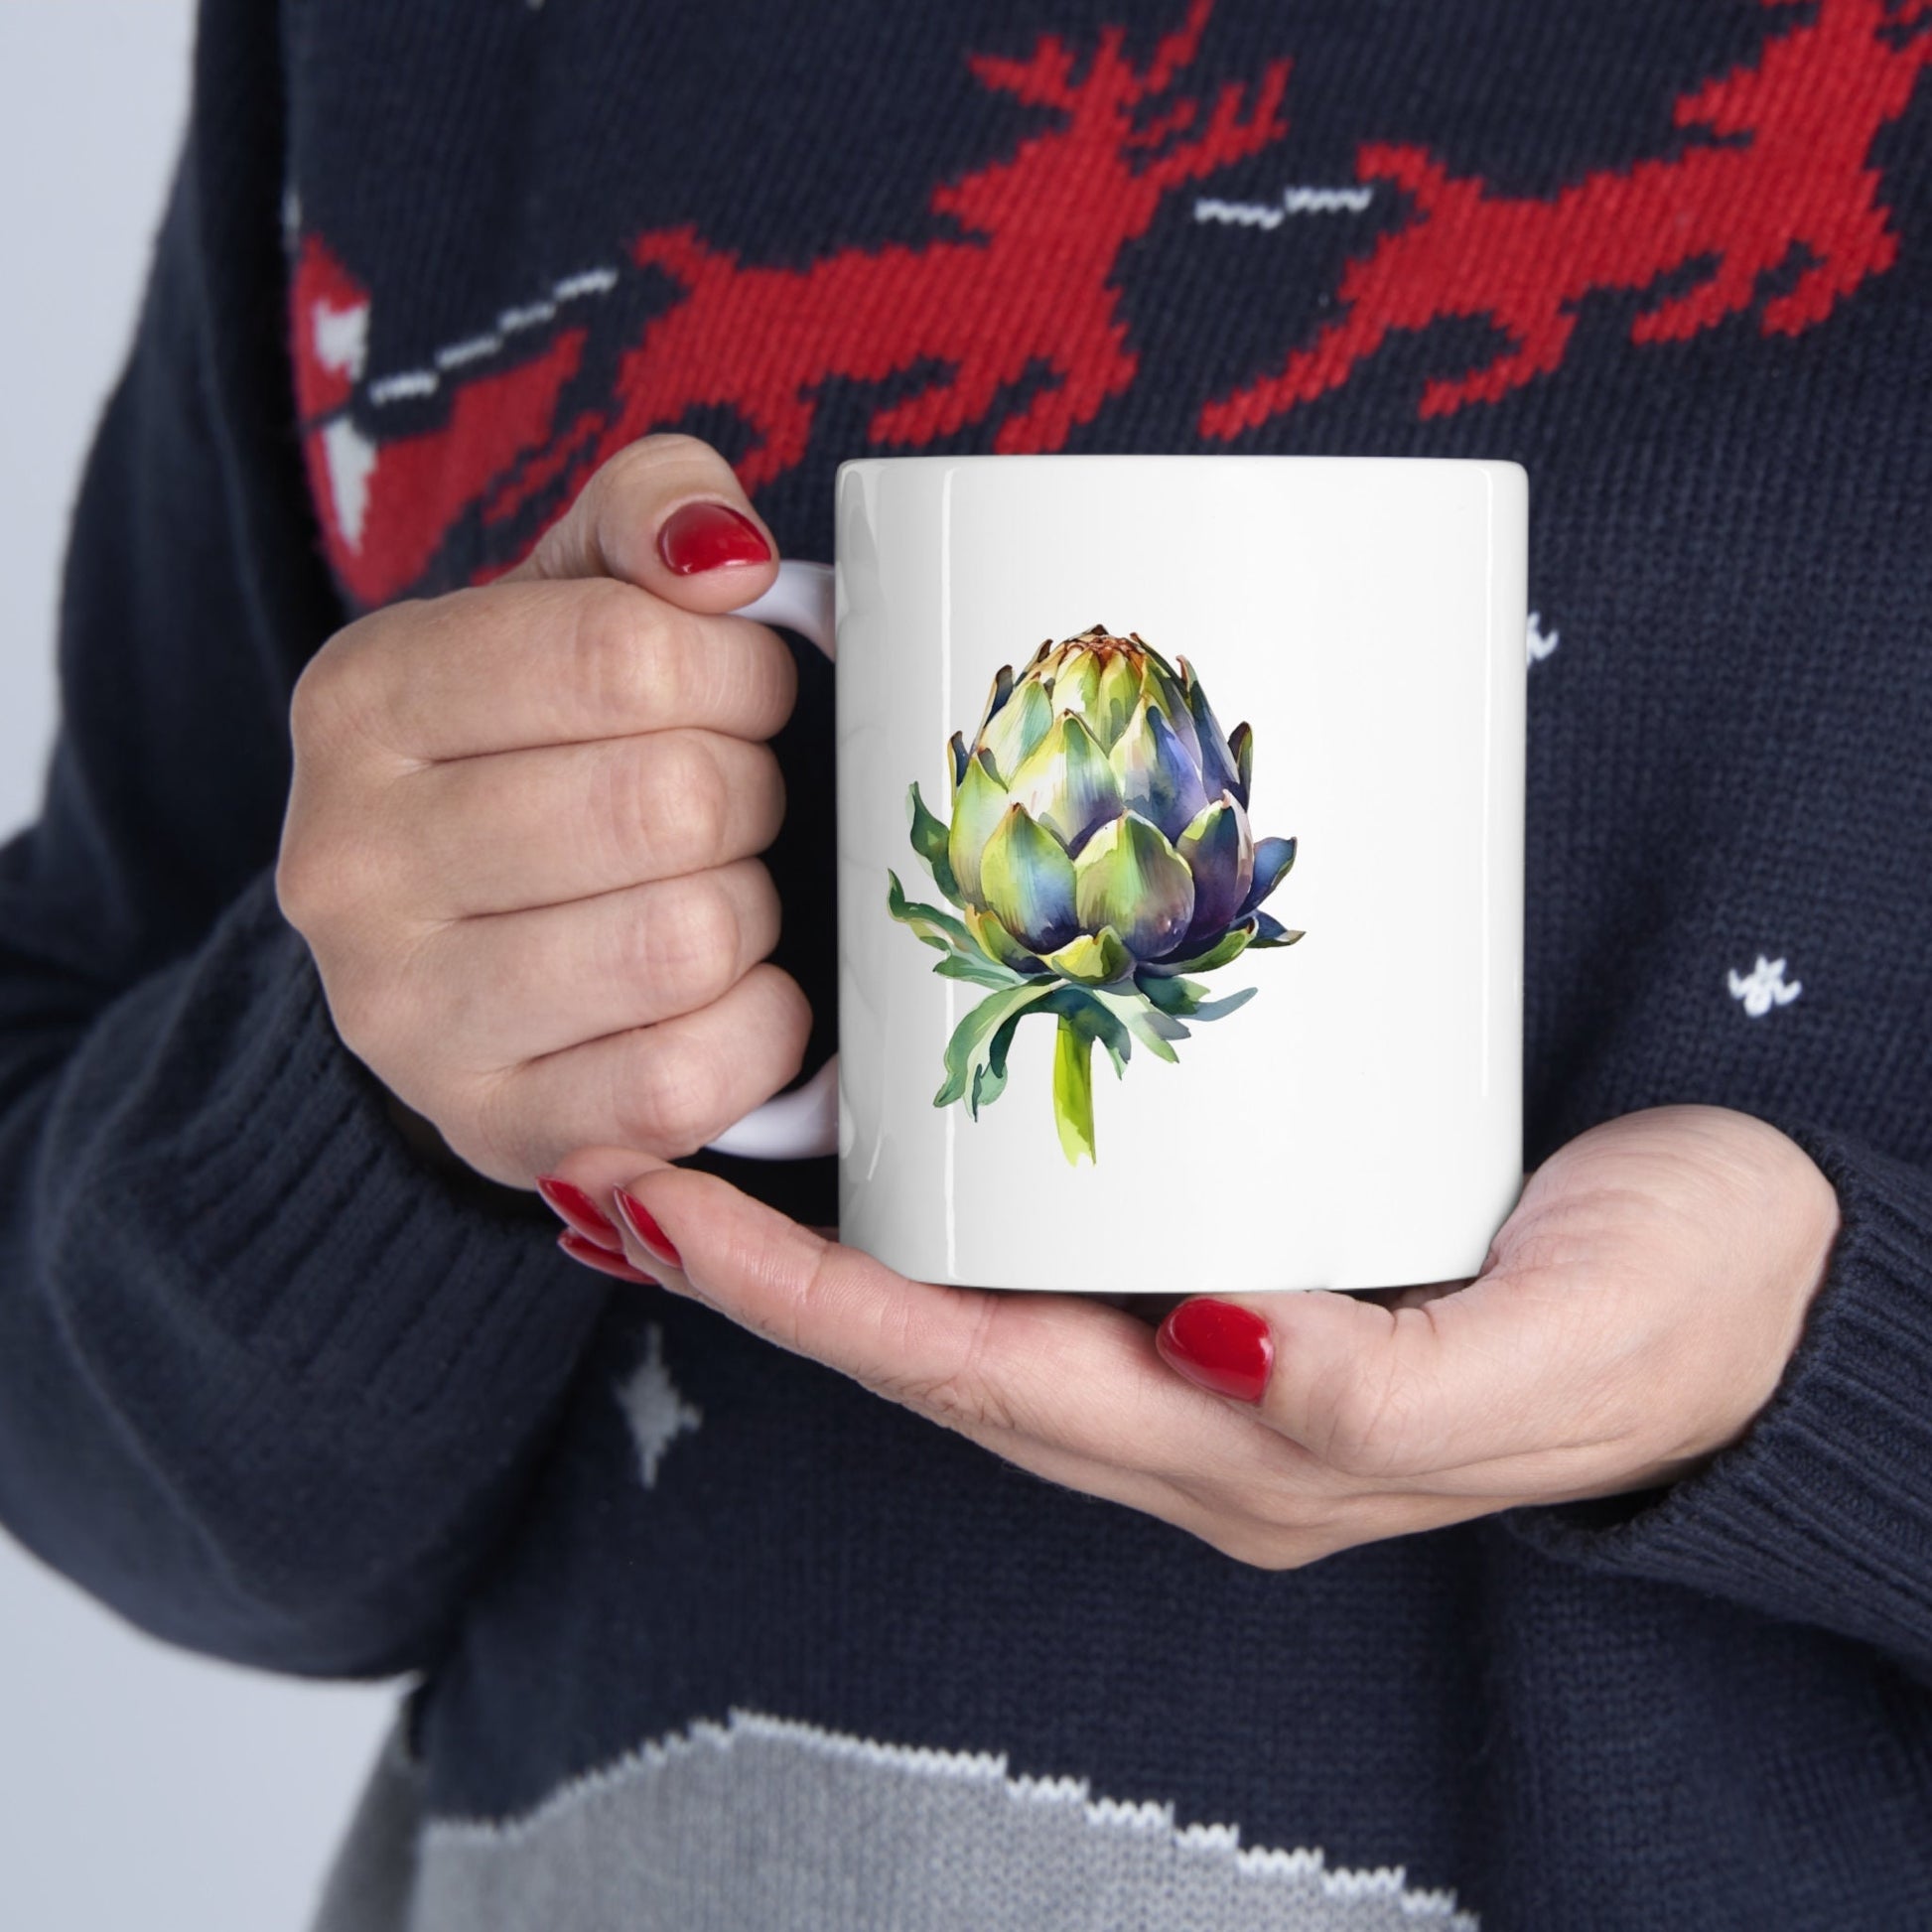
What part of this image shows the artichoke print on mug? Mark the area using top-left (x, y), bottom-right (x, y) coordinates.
top-left (888, 625), bottom-right (1301, 1165)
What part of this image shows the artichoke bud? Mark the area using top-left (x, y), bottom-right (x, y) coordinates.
top-left (947, 626), bottom-right (1291, 982)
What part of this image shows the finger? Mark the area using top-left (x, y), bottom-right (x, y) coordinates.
top-left (506, 432), bottom-right (780, 616)
top-left (531, 1147), bottom-right (1195, 1518)
top-left (399, 731), bottom-right (785, 914)
top-left (556, 1228), bottom-right (660, 1286)
top-left (1157, 1275), bottom-right (1590, 1482)
top-left (484, 962), bottom-right (812, 1171)
top-left (331, 584), bottom-right (797, 762)
top-left (598, 1162), bottom-right (1283, 1479)
top-left (409, 859), bottom-right (780, 1065)
top-left (546, 1155), bottom-right (1505, 1556)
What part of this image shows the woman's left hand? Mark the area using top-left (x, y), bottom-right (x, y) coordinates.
top-left (544, 1105), bottom-right (1841, 1568)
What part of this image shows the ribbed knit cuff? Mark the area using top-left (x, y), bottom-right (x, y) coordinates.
top-left (1506, 1127), bottom-right (1932, 1674)
top-left (81, 872), bottom-right (604, 1424)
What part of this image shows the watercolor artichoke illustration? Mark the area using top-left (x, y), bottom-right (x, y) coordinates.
top-left (888, 624), bottom-right (1302, 1164)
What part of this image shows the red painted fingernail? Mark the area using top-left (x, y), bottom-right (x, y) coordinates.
top-left (536, 1175), bottom-right (623, 1252)
top-left (613, 1188), bottom-right (683, 1270)
top-left (1156, 1299), bottom-right (1274, 1404)
top-left (657, 500), bottom-right (771, 575)
top-left (558, 1229), bottom-right (659, 1285)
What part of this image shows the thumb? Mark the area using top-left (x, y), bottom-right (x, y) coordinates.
top-left (506, 431), bottom-right (779, 613)
top-left (1155, 1275), bottom-right (1569, 1482)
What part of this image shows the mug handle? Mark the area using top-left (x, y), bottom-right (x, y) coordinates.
top-left (702, 559), bottom-right (840, 1161)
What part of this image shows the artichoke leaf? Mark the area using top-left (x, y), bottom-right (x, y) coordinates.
top-left (1228, 721), bottom-right (1254, 806)
top-left (1110, 699), bottom-right (1209, 842)
top-left (1045, 986), bottom-right (1133, 1080)
top-left (976, 675), bottom-right (1053, 785)
top-left (1239, 835), bottom-right (1298, 916)
top-left (964, 901), bottom-right (1048, 976)
top-left (1088, 986), bottom-right (1186, 1063)
top-left (1140, 974), bottom-right (1259, 1023)
top-left (935, 980), bottom-right (1061, 1114)
top-left (1174, 793), bottom-right (1254, 941)
top-left (887, 871), bottom-right (978, 957)
top-left (946, 752), bottom-right (1011, 902)
top-left (934, 952), bottom-right (1032, 991)
top-left (907, 782), bottom-right (965, 905)
top-left (1132, 632), bottom-right (1186, 687)
top-left (971, 1001), bottom-right (1036, 1115)
top-left (973, 663), bottom-right (1015, 743)
top-left (980, 805), bottom-right (1079, 955)
top-left (1006, 712), bottom-right (1124, 852)
top-left (1073, 811), bottom-right (1196, 962)
top-left (1052, 648), bottom-right (1103, 725)
top-left (1039, 925), bottom-right (1131, 986)
top-left (1090, 649), bottom-right (1143, 749)
top-left (1145, 656), bottom-right (1200, 763)
top-left (1140, 917), bottom-right (1256, 978)
top-left (1251, 910), bottom-right (1306, 947)
top-left (1188, 986), bottom-right (1259, 1023)
top-left (1139, 972), bottom-right (1209, 1016)
top-left (1178, 656), bottom-right (1243, 801)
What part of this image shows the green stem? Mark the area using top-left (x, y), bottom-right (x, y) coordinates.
top-left (1051, 1012), bottom-right (1097, 1166)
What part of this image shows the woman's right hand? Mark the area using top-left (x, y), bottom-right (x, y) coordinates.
top-left (276, 434), bottom-right (810, 1187)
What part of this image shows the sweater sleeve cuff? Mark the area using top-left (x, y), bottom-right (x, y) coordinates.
top-left (73, 872), bottom-right (604, 1425)
top-left (1505, 1126), bottom-right (1932, 1671)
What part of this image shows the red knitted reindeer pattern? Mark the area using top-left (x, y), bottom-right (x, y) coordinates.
top-left (1201, 0), bottom-right (1932, 434)
top-left (289, 0), bottom-right (1929, 610)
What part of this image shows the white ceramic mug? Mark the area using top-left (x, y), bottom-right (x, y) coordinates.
top-left (717, 455), bottom-right (1526, 1294)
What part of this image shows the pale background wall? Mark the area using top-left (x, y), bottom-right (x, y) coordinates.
top-left (0, 7), bottom-right (395, 1927)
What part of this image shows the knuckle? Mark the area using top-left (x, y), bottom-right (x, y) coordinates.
top-left (760, 1235), bottom-right (845, 1362)
top-left (274, 795), bottom-right (406, 936)
top-left (324, 965), bottom-right (407, 1073)
top-left (620, 1030), bottom-right (731, 1156)
top-left (1315, 1361), bottom-right (1423, 1479)
top-left (275, 819), bottom-right (360, 932)
top-left (287, 636), bottom-right (359, 762)
top-left (273, 831), bottom-right (326, 930)
top-left (737, 860), bottom-right (783, 955)
top-left (584, 437), bottom-right (732, 543)
top-left (469, 1064), bottom-right (542, 1179)
top-left (629, 876), bottom-right (742, 1012)
top-left (874, 1299), bottom-right (1013, 1435)
top-left (286, 654), bottom-right (335, 755)
top-left (637, 734), bottom-right (729, 870)
top-left (566, 580), bottom-right (663, 718)
top-left (289, 604), bottom-right (422, 760)
top-left (742, 744), bottom-right (788, 845)
top-left (610, 430), bottom-right (719, 479)
top-left (751, 966), bottom-right (813, 1081)
top-left (730, 630), bottom-right (799, 743)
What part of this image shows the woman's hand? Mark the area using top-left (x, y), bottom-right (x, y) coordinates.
top-left (277, 435), bottom-right (809, 1187)
top-left (545, 1106), bottom-right (1841, 1567)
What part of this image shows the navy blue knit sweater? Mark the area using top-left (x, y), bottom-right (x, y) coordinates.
top-left (3, 1), bottom-right (1931, 1925)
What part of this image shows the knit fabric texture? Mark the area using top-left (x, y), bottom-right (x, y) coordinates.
top-left (1, 1), bottom-right (1930, 1927)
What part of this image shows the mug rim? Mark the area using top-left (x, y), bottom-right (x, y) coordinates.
top-left (837, 452), bottom-right (1527, 481)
